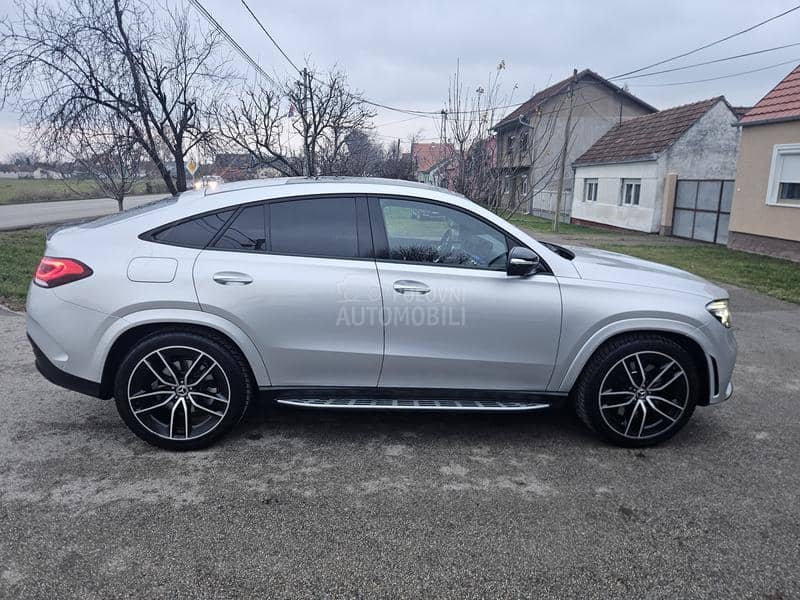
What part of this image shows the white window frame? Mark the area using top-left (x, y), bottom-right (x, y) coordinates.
top-left (583, 179), bottom-right (598, 202)
top-left (520, 176), bottom-right (528, 197)
top-left (766, 143), bottom-right (800, 208)
top-left (621, 179), bottom-right (641, 206)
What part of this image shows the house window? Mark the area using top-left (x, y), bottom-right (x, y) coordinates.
top-left (521, 132), bottom-right (529, 153)
top-left (767, 144), bottom-right (800, 206)
top-left (583, 179), bottom-right (598, 202)
top-left (520, 176), bottom-right (528, 196)
top-left (621, 179), bottom-right (641, 205)
top-left (506, 136), bottom-right (515, 155)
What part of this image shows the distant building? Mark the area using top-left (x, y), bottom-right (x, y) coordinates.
top-left (728, 63), bottom-right (800, 262)
top-left (491, 69), bottom-right (656, 218)
top-left (570, 97), bottom-right (740, 239)
top-left (410, 142), bottom-right (455, 189)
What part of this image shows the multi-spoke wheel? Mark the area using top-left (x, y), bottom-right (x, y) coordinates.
top-left (114, 331), bottom-right (253, 450)
top-left (573, 334), bottom-right (700, 447)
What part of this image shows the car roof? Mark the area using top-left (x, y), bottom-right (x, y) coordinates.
top-left (203, 176), bottom-right (466, 199)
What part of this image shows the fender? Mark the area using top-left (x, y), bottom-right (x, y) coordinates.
top-left (89, 308), bottom-right (272, 387)
top-left (551, 316), bottom-right (713, 393)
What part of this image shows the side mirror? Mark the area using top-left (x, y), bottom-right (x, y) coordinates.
top-left (506, 246), bottom-right (540, 277)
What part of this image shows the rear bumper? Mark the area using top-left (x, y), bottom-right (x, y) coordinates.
top-left (28, 335), bottom-right (103, 398)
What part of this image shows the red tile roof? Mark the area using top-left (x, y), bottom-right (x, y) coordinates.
top-left (411, 142), bottom-right (454, 173)
top-left (492, 69), bottom-right (656, 130)
top-left (739, 63), bottom-right (800, 125)
top-left (574, 97), bottom-right (725, 166)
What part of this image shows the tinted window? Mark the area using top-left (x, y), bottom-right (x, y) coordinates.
top-left (214, 204), bottom-right (267, 251)
top-left (270, 197), bottom-right (358, 258)
top-left (152, 209), bottom-right (234, 247)
top-left (380, 198), bottom-right (508, 269)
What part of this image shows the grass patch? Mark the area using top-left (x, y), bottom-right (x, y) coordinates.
top-left (593, 243), bottom-right (800, 304)
top-left (507, 213), bottom-right (614, 235)
top-left (0, 229), bottom-right (45, 310)
top-left (0, 179), bottom-right (168, 205)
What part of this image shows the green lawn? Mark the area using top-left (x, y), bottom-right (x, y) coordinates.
top-left (593, 243), bottom-right (800, 304)
top-left (0, 229), bottom-right (45, 310)
top-left (507, 213), bottom-right (614, 235)
top-left (0, 178), bottom-right (168, 205)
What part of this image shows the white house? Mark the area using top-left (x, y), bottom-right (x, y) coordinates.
top-left (570, 97), bottom-right (741, 239)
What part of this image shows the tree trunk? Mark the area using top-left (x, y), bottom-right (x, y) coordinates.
top-left (117, 197), bottom-right (124, 212)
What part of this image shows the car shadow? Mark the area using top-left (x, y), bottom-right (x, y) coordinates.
top-left (231, 399), bottom-right (599, 449)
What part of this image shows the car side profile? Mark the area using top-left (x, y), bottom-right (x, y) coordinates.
top-left (26, 177), bottom-right (736, 450)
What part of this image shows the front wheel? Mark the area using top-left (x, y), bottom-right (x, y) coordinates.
top-left (573, 334), bottom-right (700, 447)
top-left (113, 330), bottom-right (253, 450)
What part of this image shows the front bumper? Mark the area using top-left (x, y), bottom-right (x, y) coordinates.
top-left (28, 335), bottom-right (103, 398)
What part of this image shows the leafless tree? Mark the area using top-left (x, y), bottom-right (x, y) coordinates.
top-left (5, 151), bottom-right (39, 167)
top-left (439, 60), bottom-right (511, 207)
top-left (44, 110), bottom-right (145, 211)
top-left (0, 0), bottom-right (230, 195)
top-left (211, 65), bottom-right (375, 177)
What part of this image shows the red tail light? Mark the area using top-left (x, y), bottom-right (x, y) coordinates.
top-left (34, 257), bottom-right (93, 288)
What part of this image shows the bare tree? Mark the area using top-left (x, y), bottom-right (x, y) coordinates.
top-left (46, 110), bottom-right (145, 211)
top-left (0, 0), bottom-right (230, 195)
top-left (439, 60), bottom-right (512, 207)
top-left (211, 65), bottom-right (375, 177)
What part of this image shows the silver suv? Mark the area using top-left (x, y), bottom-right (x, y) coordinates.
top-left (26, 178), bottom-right (736, 450)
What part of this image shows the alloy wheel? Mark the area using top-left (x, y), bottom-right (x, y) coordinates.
top-left (127, 345), bottom-right (231, 441)
top-left (598, 351), bottom-right (689, 440)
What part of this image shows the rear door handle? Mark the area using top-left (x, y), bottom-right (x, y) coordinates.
top-left (393, 280), bottom-right (430, 294)
top-left (213, 271), bottom-right (253, 286)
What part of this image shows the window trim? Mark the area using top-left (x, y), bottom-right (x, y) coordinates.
top-left (621, 179), bottom-right (641, 206)
top-left (766, 143), bottom-right (800, 208)
top-left (583, 179), bottom-right (598, 202)
top-left (368, 194), bottom-right (551, 274)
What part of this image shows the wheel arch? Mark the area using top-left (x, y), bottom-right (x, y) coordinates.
top-left (554, 319), bottom-right (713, 405)
top-left (95, 311), bottom-right (271, 398)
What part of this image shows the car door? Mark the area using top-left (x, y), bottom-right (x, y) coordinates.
top-left (371, 196), bottom-right (562, 391)
top-left (193, 196), bottom-right (383, 387)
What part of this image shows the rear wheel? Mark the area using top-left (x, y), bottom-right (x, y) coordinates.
top-left (113, 330), bottom-right (253, 450)
top-left (573, 334), bottom-right (700, 447)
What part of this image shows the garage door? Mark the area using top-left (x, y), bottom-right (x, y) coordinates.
top-left (671, 180), bottom-right (733, 245)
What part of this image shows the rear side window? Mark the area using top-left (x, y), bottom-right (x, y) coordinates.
top-left (151, 209), bottom-right (234, 248)
top-left (213, 204), bottom-right (267, 251)
top-left (270, 197), bottom-right (358, 258)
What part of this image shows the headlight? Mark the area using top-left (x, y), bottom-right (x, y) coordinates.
top-left (706, 299), bottom-right (731, 328)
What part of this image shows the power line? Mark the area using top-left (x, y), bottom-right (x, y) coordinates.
top-left (615, 41), bottom-right (800, 80)
top-left (238, 0), bottom-right (302, 74)
top-left (631, 56), bottom-right (800, 87)
top-left (611, 4), bottom-right (800, 79)
top-left (187, 0), bottom-right (276, 85)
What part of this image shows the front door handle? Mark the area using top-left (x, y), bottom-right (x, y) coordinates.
top-left (213, 271), bottom-right (253, 286)
top-left (393, 280), bottom-right (430, 294)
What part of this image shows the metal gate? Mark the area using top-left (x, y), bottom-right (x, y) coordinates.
top-left (671, 179), bottom-right (733, 245)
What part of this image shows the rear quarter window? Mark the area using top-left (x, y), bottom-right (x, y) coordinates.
top-left (150, 209), bottom-right (235, 248)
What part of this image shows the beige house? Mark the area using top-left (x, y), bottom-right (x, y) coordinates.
top-left (729, 64), bottom-right (800, 261)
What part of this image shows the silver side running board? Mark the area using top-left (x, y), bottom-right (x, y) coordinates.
top-left (275, 398), bottom-right (550, 411)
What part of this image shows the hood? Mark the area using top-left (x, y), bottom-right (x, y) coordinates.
top-left (568, 246), bottom-right (727, 300)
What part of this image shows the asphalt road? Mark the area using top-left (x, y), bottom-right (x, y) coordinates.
top-left (0, 194), bottom-right (164, 230)
top-left (0, 286), bottom-right (798, 599)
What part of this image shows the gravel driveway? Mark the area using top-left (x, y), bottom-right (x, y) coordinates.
top-left (0, 286), bottom-right (798, 599)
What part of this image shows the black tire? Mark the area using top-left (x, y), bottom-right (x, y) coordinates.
top-left (573, 333), bottom-right (700, 447)
top-left (113, 329), bottom-right (253, 451)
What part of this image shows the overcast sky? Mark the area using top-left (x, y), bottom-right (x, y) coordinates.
top-left (2, 0), bottom-right (800, 156)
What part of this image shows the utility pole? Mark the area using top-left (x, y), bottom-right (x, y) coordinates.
top-left (553, 69), bottom-right (577, 233)
top-left (301, 67), bottom-right (310, 176)
top-left (440, 109), bottom-right (448, 145)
